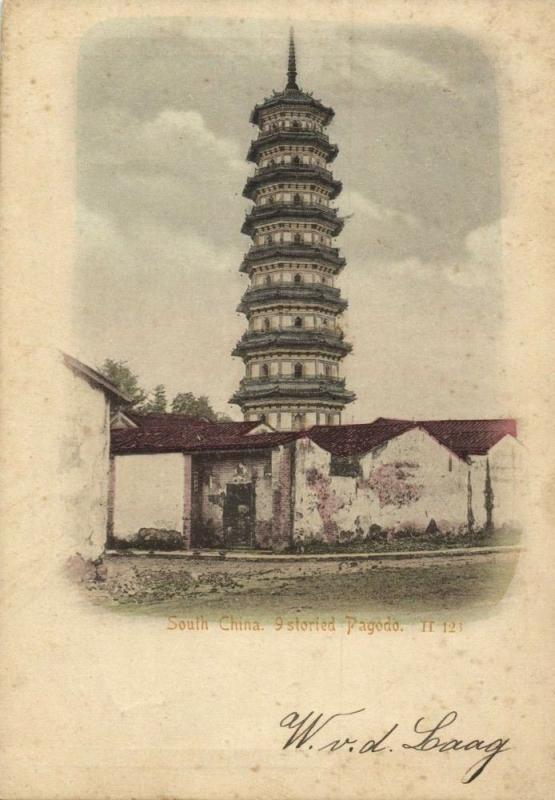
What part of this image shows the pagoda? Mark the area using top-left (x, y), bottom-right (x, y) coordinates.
top-left (230, 30), bottom-right (355, 431)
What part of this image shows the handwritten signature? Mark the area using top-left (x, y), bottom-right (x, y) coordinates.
top-left (279, 709), bottom-right (510, 784)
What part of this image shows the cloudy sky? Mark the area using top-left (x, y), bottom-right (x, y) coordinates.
top-left (75, 16), bottom-right (505, 421)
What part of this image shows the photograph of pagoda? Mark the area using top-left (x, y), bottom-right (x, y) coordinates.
top-left (231, 31), bottom-right (355, 429)
top-left (65, 19), bottom-right (523, 615)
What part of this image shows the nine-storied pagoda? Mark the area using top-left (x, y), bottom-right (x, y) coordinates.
top-left (230, 30), bottom-right (355, 431)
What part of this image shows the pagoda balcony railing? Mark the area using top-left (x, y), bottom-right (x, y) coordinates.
top-left (232, 327), bottom-right (352, 355)
top-left (243, 164), bottom-right (343, 201)
top-left (254, 163), bottom-right (335, 179)
top-left (237, 283), bottom-right (348, 313)
top-left (242, 203), bottom-right (344, 236)
top-left (246, 201), bottom-right (339, 219)
top-left (244, 324), bottom-right (345, 339)
top-left (241, 282), bottom-right (341, 301)
top-left (243, 241), bottom-right (343, 260)
top-left (250, 129), bottom-right (335, 150)
top-left (239, 376), bottom-right (346, 389)
top-left (247, 130), bottom-right (338, 162)
top-left (240, 242), bottom-right (347, 273)
top-left (230, 376), bottom-right (356, 405)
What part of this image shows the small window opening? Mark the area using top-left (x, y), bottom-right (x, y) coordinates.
top-left (293, 413), bottom-right (305, 430)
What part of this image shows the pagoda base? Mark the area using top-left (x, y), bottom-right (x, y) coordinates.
top-left (241, 402), bottom-right (346, 431)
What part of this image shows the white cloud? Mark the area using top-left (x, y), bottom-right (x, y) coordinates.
top-left (341, 189), bottom-right (420, 228)
top-left (369, 220), bottom-right (501, 289)
top-left (140, 109), bottom-right (245, 172)
top-left (443, 221), bottom-right (501, 288)
top-left (83, 105), bottom-right (246, 175)
top-left (341, 45), bottom-right (449, 88)
top-left (78, 202), bottom-right (238, 278)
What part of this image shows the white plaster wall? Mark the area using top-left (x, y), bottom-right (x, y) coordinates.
top-left (360, 428), bottom-right (468, 531)
top-left (113, 453), bottom-right (185, 540)
top-left (59, 366), bottom-right (111, 559)
top-left (470, 436), bottom-right (524, 529)
top-left (294, 429), bottom-right (470, 541)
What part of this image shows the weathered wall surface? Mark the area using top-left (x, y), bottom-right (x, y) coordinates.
top-left (109, 434), bottom-right (523, 553)
top-left (113, 453), bottom-right (185, 540)
top-left (293, 429), bottom-right (470, 543)
top-left (271, 444), bottom-right (295, 551)
top-left (469, 436), bottom-right (524, 530)
top-left (60, 365), bottom-right (111, 559)
top-left (194, 452), bottom-right (273, 547)
top-left (360, 429), bottom-right (469, 533)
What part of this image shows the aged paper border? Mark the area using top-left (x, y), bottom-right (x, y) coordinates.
top-left (1, 1), bottom-right (554, 798)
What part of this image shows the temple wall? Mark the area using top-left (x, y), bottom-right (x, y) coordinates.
top-left (271, 444), bottom-right (295, 551)
top-left (469, 436), bottom-right (525, 530)
top-left (293, 429), bottom-right (470, 544)
top-left (194, 452), bottom-right (273, 548)
top-left (112, 453), bottom-right (186, 544)
top-left (108, 434), bottom-right (523, 553)
top-left (59, 363), bottom-right (112, 560)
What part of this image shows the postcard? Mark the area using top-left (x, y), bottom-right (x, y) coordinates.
top-left (1, 1), bottom-right (554, 798)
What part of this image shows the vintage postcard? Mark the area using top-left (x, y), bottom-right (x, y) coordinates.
top-left (1, 0), bottom-right (554, 798)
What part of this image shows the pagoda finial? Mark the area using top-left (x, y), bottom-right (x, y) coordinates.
top-left (286, 27), bottom-right (298, 90)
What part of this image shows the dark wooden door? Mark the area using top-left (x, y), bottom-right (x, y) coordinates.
top-left (223, 483), bottom-right (255, 548)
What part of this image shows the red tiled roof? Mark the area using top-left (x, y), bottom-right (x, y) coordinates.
top-left (111, 413), bottom-right (300, 454)
top-left (307, 419), bottom-right (415, 457)
top-left (111, 413), bottom-right (517, 459)
top-left (417, 418), bottom-right (517, 458)
top-left (308, 417), bottom-right (517, 459)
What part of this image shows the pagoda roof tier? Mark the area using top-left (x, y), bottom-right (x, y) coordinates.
top-left (232, 329), bottom-right (353, 358)
top-left (250, 88), bottom-right (335, 127)
top-left (237, 284), bottom-right (348, 314)
top-left (247, 130), bottom-right (338, 163)
top-left (240, 242), bottom-right (346, 273)
top-left (243, 164), bottom-right (342, 200)
top-left (230, 376), bottom-right (355, 406)
top-left (241, 203), bottom-right (344, 237)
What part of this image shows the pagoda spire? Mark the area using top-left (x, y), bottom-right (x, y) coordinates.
top-left (286, 27), bottom-right (298, 90)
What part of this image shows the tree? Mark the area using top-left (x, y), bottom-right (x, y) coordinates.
top-left (98, 359), bottom-right (147, 409)
top-left (143, 384), bottom-right (167, 414)
top-left (171, 392), bottom-right (217, 420)
top-left (484, 458), bottom-right (494, 532)
top-left (99, 358), bottom-right (234, 421)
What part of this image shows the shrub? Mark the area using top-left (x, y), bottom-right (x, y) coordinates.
top-left (367, 523), bottom-right (384, 540)
top-left (112, 528), bottom-right (184, 552)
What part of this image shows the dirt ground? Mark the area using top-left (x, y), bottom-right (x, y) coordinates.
top-left (81, 550), bottom-right (520, 622)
